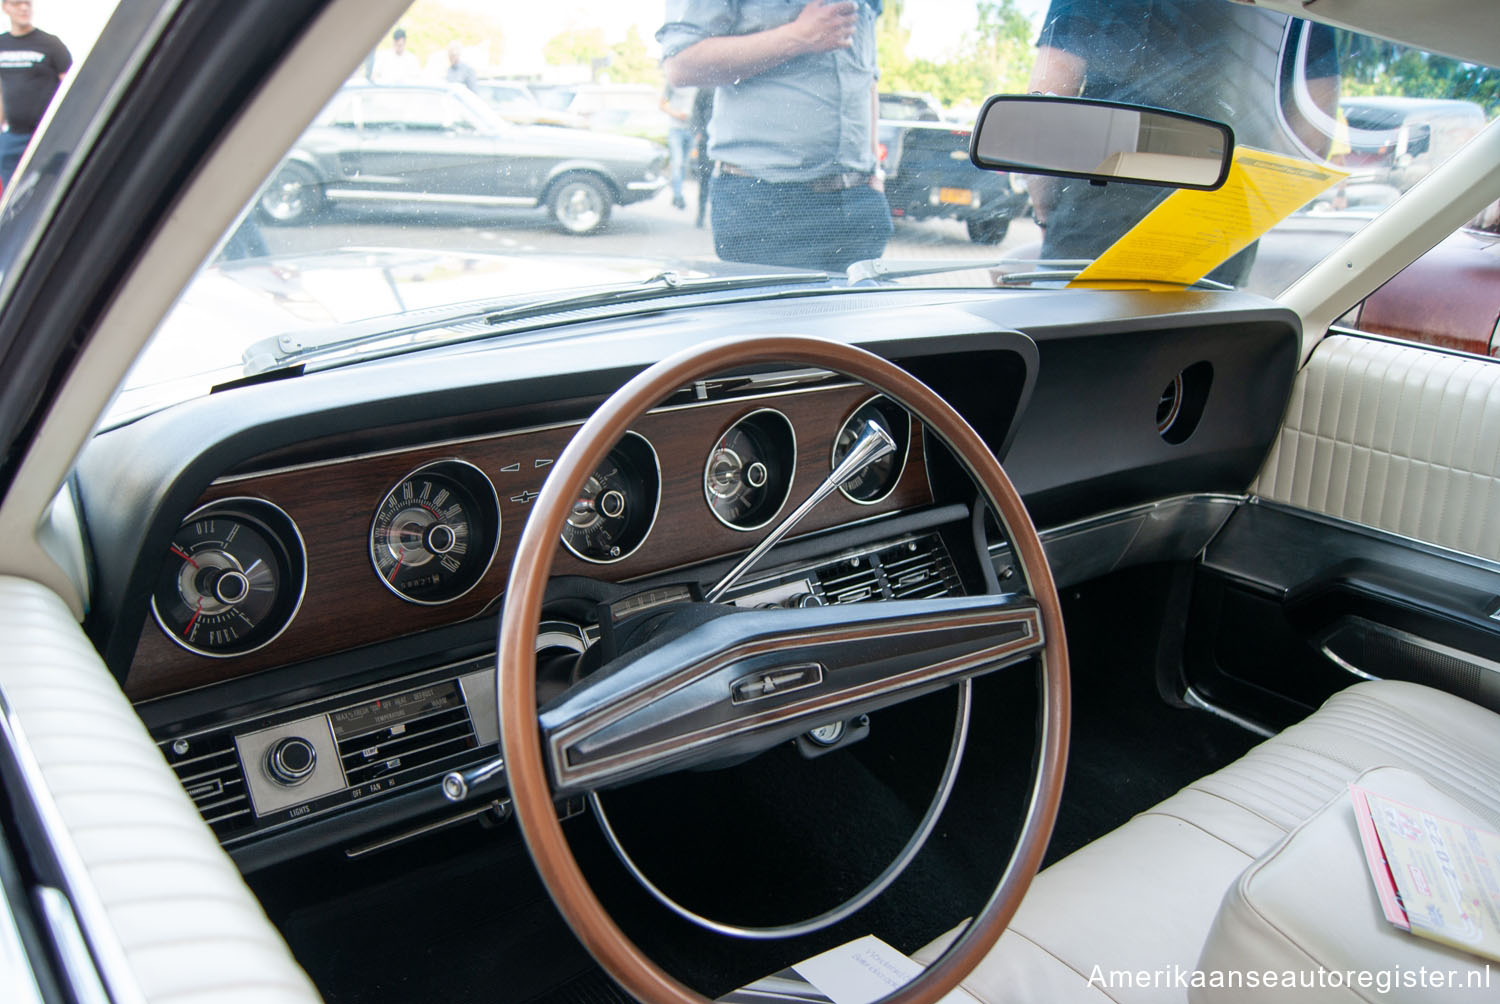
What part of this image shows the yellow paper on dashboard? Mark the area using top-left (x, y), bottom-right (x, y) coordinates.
top-left (1071, 148), bottom-right (1347, 288)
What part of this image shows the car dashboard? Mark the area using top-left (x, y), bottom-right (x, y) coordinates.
top-left (73, 286), bottom-right (1301, 871)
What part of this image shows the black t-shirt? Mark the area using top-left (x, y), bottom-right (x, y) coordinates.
top-left (1036, 0), bottom-right (1338, 283)
top-left (0, 28), bottom-right (71, 134)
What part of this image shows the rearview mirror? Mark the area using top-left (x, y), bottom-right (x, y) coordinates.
top-left (970, 95), bottom-right (1234, 191)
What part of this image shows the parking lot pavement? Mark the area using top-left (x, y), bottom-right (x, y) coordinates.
top-left (255, 182), bottom-right (1042, 269)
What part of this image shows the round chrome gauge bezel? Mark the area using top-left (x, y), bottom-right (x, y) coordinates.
top-left (369, 458), bottom-right (502, 607)
top-left (702, 407), bottom-right (797, 532)
top-left (560, 431), bottom-right (662, 565)
top-left (832, 394), bottom-right (914, 506)
top-left (150, 496), bottom-right (309, 659)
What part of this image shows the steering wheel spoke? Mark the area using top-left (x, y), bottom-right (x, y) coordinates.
top-left (542, 593), bottom-right (1043, 795)
top-left (499, 335), bottom-right (1067, 1003)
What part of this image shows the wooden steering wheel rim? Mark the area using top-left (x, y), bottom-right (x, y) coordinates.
top-left (499, 334), bottom-right (1069, 1004)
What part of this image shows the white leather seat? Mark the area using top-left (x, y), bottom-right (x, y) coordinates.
top-left (0, 578), bottom-right (321, 1003)
top-left (914, 680), bottom-right (1500, 1003)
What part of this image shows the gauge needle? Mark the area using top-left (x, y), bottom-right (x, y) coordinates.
top-left (388, 550), bottom-right (405, 582)
top-left (183, 599), bottom-right (203, 637)
top-left (171, 544), bottom-right (199, 568)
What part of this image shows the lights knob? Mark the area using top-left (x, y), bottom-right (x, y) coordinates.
top-left (265, 736), bottom-right (317, 786)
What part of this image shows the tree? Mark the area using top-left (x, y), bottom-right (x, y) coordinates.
top-left (1337, 37), bottom-right (1500, 115)
top-left (609, 26), bottom-right (662, 86)
top-left (876, 0), bottom-right (1037, 112)
top-left (544, 27), bottom-right (609, 70)
top-left (396, 1), bottom-right (506, 73)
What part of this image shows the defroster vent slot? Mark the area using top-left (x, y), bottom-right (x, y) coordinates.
top-left (160, 731), bottom-right (254, 841)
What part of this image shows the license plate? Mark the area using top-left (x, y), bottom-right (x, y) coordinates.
top-left (937, 187), bottom-right (973, 205)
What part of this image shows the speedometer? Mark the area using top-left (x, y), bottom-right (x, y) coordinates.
top-left (704, 408), bottom-right (796, 530)
top-left (369, 459), bottom-right (500, 605)
top-left (561, 432), bottom-right (661, 563)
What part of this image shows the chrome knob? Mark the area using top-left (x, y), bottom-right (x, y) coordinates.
top-left (265, 736), bottom-right (317, 786)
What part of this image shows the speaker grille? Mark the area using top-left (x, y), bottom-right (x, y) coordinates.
top-left (1322, 617), bottom-right (1488, 702)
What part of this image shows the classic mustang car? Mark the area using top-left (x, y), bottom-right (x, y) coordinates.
top-left (255, 82), bottom-right (668, 234)
top-left (0, 2), bottom-right (1497, 1004)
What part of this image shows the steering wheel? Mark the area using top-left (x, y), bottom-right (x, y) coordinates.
top-left (499, 335), bottom-right (1069, 1004)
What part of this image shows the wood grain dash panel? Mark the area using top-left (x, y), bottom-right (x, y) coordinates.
top-left (126, 385), bottom-right (932, 700)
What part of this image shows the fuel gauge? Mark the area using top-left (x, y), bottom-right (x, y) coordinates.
top-left (151, 498), bottom-right (307, 658)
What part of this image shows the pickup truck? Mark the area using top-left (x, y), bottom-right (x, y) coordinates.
top-left (878, 94), bottom-right (1030, 243)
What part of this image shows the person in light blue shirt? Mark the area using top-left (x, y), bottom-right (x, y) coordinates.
top-left (658, 0), bottom-right (891, 272)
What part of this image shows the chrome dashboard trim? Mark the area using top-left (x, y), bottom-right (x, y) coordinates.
top-left (992, 493), bottom-right (1245, 590)
top-left (209, 378), bottom-right (861, 485)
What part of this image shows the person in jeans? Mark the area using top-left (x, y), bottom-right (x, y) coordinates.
top-left (658, 0), bottom-right (891, 272)
top-left (660, 82), bottom-right (697, 210)
top-left (0, 0), bottom-right (71, 184)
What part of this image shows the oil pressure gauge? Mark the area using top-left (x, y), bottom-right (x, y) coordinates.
top-left (370, 459), bottom-right (501, 605)
top-left (151, 498), bottom-right (307, 658)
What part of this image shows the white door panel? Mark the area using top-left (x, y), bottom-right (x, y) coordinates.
top-left (1252, 333), bottom-right (1500, 561)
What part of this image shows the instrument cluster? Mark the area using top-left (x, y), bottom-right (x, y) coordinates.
top-left (142, 388), bottom-right (921, 685)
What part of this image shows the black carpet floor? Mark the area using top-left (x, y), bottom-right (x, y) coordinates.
top-left (255, 564), bottom-right (1263, 1002)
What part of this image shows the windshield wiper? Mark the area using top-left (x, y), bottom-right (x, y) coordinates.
top-left (241, 269), bottom-right (831, 376)
top-left (845, 257), bottom-right (1233, 291)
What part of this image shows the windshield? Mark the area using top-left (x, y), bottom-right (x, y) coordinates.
top-left (118, 0), bottom-right (1497, 418)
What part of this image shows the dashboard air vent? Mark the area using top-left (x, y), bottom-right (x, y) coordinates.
top-left (882, 536), bottom-right (963, 599)
top-left (335, 701), bottom-right (480, 792)
top-left (813, 533), bottom-right (962, 604)
top-left (161, 731), bottom-right (254, 841)
top-left (1157, 361), bottom-right (1214, 445)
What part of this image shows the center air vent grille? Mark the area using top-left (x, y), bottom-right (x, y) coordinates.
top-left (160, 732), bottom-right (254, 841)
top-left (335, 703), bottom-right (480, 791)
top-left (814, 533), bottom-right (962, 604)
